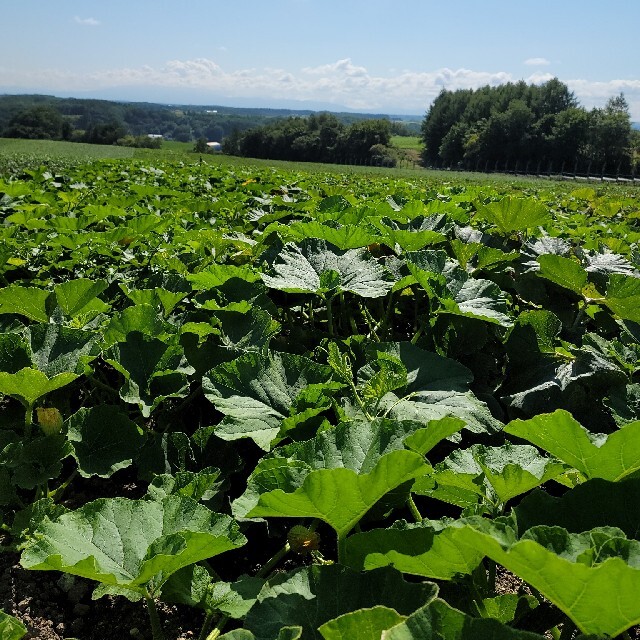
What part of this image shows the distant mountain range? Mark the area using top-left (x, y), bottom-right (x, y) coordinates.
top-left (0, 87), bottom-right (423, 123)
top-left (0, 93), bottom-right (424, 142)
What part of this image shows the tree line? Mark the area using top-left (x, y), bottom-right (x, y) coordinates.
top-left (0, 94), bottom-right (412, 147)
top-left (421, 78), bottom-right (638, 175)
top-left (222, 113), bottom-right (399, 165)
top-left (0, 97), bottom-right (269, 146)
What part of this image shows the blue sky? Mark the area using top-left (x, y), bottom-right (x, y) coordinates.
top-left (2, 1), bottom-right (639, 117)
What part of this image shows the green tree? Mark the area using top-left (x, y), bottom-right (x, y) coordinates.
top-left (194, 137), bottom-right (209, 153)
top-left (337, 119), bottom-right (391, 162)
top-left (4, 106), bottom-right (64, 139)
top-left (172, 124), bottom-right (193, 142)
top-left (84, 121), bottom-right (126, 145)
top-left (545, 107), bottom-right (590, 169)
top-left (587, 93), bottom-right (632, 173)
top-left (438, 121), bottom-right (468, 166)
top-left (421, 89), bottom-right (471, 165)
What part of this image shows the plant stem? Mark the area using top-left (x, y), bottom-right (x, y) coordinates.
top-left (89, 374), bottom-right (119, 397)
top-left (337, 534), bottom-right (347, 565)
top-left (256, 542), bottom-right (291, 579)
top-left (381, 292), bottom-right (395, 338)
top-left (410, 321), bottom-right (425, 345)
top-left (407, 496), bottom-right (423, 522)
top-left (24, 403), bottom-right (34, 438)
top-left (49, 470), bottom-right (78, 501)
top-left (205, 614), bottom-right (229, 640)
top-left (469, 581), bottom-right (489, 617)
top-left (571, 303), bottom-right (586, 331)
top-left (487, 559), bottom-right (496, 594)
top-left (197, 612), bottom-right (214, 640)
top-left (204, 538), bottom-right (296, 639)
top-left (308, 300), bottom-right (315, 328)
top-left (359, 302), bottom-right (381, 341)
top-left (170, 384), bottom-right (202, 415)
top-left (350, 383), bottom-right (373, 421)
top-left (326, 295), bottom-right (335, 337)
top-left (145, 593), bottom-right (165, 640)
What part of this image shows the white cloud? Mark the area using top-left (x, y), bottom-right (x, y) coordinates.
top-left (526, 72), bottom-right (556, 84)
top-left (303, 58), bottom-right (368, 78)
top-left (1, 57), bottom-right (639, 118)
top-left (74, 16), bottom-right (100, 26)
top-left (524, 57), bottom-right (551, 66)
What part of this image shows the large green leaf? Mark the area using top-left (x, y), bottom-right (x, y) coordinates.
top-left (0, 333), bottom-right (31, 373)
top-left (318, 606), bottom-right (406, 640)
top-left (402, 416), bottom-right (467, 456)
top-left (53, 278), bottom-right (109, 318)
top-left (475, 197), bottom-right (549, 234)
top-left (287, 221), bottom-right (380, 250)
top-left (102, 304), bottom-right (172, 346)
top-left (355, 342), bottom-right (500, 434)
top-left (27, 323), bottom-right (100, 376)
top-left (537, 255), bottom-right (588, 295)
top-left (0, 367), bottom-right (78, 407)
top-left (146, 467), bottom-right (224, 505)
top-left (500, 345), bottom-right (626, 420)
top-left (203, 351), bottom-right (334, 450)
top-left (441, 277), bottom-right (513, 327)
top-left (381, 599), bottom-right (546, 640)
top-left (504, 310), bottom-right (561, 368)
top-left (246, 450), bottom-right (428, 538)
top-left (233, 417), bottom-right (441, 518)
top-left (604, 273), bottom-right (640, 323)
top-left (344, 519), bottom-right (484, 579)
top-left (243, 565), bottom-right (437, 640)
top-left (514, 478), bottom-right (640, 538)
top-left (161, 564), bottom-right (265, 617)
top-left (66, 406), bottom-right (145, 478)
top-left (504, 409), bottom-right (640, 481)
top-left (0, 285), bottom-right (51, 323)
top-left (413, 443), bottom-right (568, 510)
top-left (382, 229), bottom-right (446, 252)
top-left (104, 332), bottom-right (194, 417)
top-left (1, 434), bottom-right (72, 489)
top-left (121, 286), bottom-right (188, 317)
top-left (452, 519), bottom-right (640, 637)
top-left (261, 239), bottom-right (393, 298)
top-left (214, 306), bottom-right (280, 353)
top-left (20, 496), bottom-right (246, 597)
top-left (187, 264), bottom-right (261, 291)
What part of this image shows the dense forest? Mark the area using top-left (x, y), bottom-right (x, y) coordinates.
top-left (222, 112), bottom-right (399, 165)
top-left (0, 94), bottom-right (418, 148)
top-left (421, 78), bottom-right (638, 175)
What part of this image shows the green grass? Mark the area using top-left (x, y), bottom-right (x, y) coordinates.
top-left (0, 137), bottom-right (199, 174)
top-left (1, 136), bottom-right (632, 193)
top-left (391, 136), bottom-right (423, 151)
top-left (0, 138), bottom-right (136, 159)
top-left (0, 137), bottom-right (197, 160)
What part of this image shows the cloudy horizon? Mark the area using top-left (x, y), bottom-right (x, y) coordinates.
top-left (2, 1), bottom-right (639, 119)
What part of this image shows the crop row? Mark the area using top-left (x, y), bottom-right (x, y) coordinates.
top-left (0, 160), bottom-right (639, 639)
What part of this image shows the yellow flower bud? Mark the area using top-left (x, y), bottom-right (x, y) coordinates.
top-left (36, 407), bottom-right (64, 436)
